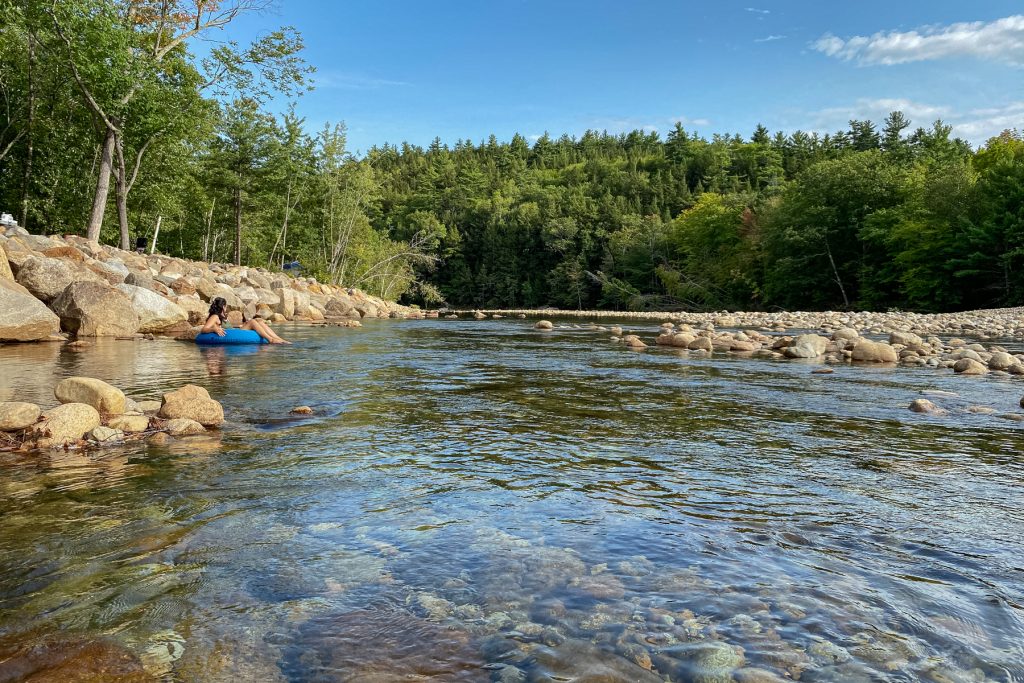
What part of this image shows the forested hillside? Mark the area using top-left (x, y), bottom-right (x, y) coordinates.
top-left (2, 2), bottom-right (1022, 311)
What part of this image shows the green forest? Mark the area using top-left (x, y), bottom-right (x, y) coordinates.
top-left (2, 2), bottom-right (1023, 312)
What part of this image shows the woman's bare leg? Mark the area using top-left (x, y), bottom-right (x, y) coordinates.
top-left (245, 319), bottom-right (290, 344)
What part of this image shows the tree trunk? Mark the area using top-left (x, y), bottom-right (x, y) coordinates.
top-left (233, 188), bottom-right (242, 266)
top-left (87, 127), bottom-right (115, 241)
top-left (202, 198), bottom-right (215, 262)
top-left (824, 236), bottom-right (849, 308)
top-left (114, 133), bottom-right (130, 250)
top-left (150, 215), bottom-right (162, 254)
top-left (20, 34), bottom-right (35, 229)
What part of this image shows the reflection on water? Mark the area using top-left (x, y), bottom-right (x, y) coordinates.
top-left (1, 320), bottom-right (1023, 682)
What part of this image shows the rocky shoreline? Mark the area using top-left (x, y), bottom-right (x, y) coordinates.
top-left (461, 307), bottom-right (1024, 341)
top-left (0, 225), bottom-right (424, 344)
top-left (0, 377), bottom-right (225, 452)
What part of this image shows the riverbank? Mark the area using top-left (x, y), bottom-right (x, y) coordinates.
top-left (0, 224), bottom-right (421, 344)
top-left (457, 307), bottom-right (1024, 340)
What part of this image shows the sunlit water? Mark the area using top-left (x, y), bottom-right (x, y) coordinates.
top-left (1, 320), bottom-right (1022, 682)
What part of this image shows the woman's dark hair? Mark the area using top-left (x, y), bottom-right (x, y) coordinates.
top-left (208, 297), bottom-right (228, 321)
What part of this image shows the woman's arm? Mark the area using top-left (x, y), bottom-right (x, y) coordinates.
top-left (201, 314), bottom-right (226, 336)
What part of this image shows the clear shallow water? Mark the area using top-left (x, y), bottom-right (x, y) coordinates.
top-left (1, 320), bottom-right (1023, 682)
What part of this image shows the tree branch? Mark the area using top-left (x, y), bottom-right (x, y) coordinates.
top-left (48, 1), bottom-right (119, 133)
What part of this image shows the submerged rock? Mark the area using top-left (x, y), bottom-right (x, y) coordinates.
top-left (0, 637), bottom-right (156, 682)
top-left (164, 418), bottom-right (206, 436)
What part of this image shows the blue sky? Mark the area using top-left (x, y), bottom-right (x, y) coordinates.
top-left (222, 1), bottom-right (1024, 153)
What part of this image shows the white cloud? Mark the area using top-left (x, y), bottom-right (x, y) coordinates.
top-left (671, 115), bottom-right (712, 128)
top-left (755, 35), bottom-right (786, 43)
top-left (805, 98), bottom-right (1023, 145)
top-left (813, 15), bottom-right (1024, 66)
top-left (745, 7), bottom-right (770, 15)
top-left (954, 101), bottom-right (1024, 140)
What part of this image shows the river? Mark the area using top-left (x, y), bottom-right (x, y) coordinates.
top-left (1, 319), bottom-right (1022, 682)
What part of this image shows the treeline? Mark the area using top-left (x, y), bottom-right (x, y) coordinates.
top-left (2, 3), bottom-right (1022, 311)
top-left (367, 120), bottom-right (1024, 312)
top-left (0, 0), bottom-right (434, 300)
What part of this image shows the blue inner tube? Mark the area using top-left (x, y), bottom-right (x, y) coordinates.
top-left (195, 329), bottom-right (268, 345)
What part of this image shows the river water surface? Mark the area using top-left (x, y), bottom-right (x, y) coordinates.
top-left (1, 319), bottom-right (1022, 682)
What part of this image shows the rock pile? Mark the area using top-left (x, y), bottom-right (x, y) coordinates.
top-left (0, 376), bottom-right (226, 452)
top-left (603, 321), bottom-right (1024, 380)
top-left (475, 307), bottom-right (1024, 341)
top-left (0, 224), bottom-right (414, 343)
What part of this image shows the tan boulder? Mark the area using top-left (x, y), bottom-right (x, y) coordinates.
top-left (535, 320), bottom-right (554, 330)
top-left (135, 400), bottom-right (162, 414)
top-left (272, 287), bottom-right (295, 318)
top-left (0, 278), bottom-right (62, 341)
top-left (851, 339), bottom-right (898, 363)
top-left (0, 242), bottom-right (12, 280)
top-left (30, 402), bottom-right (101, 447)
top-left (165, 418), bottom-right (206, 435)
top-left (108, 414), bottom-right (151, 433)
top-left (51, 281), bottom-right (140, 337)
top-left (15, 255), bottom-right (103, 302)
top-left (953, 358), bottom-right (988, 375)
top-left (55, 377), bottom-right (126, 414)
top-left (0, 401), bottom-right (41, 431)
top-left (988, 351), bottom-right (1019, 371)
top-left (784, 334), bottom-right (828, 358)
top-left (688, 336), bottom-right (713, 352)
top-left (158, 384), bottom-right (224, 427)
top-left (115, 284), bottom-right (188, 332)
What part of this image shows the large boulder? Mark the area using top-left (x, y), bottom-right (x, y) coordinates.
top-left (30, 402), bottom-right (101, 447)
top-left (851, 339), bottom-right (898, 363)
top-left (51, 281), bottom-right (140, 337)
top-left (988, 351), bottom-right (1019, 371)
top-left (15, 256), bottom-right (103, 303)
top-left (0, 242), bottom-right (13, 280)
top-left (889, 330), bottom-right (923, 347)
top-left (0, 279), bottom-right (62, 341)
top-left (953, 358), bottom-right (988, 375)
top-left (54, 377), bottom-right (126, 414)
top-left (115, 284), bottom-right (188, 333)
top-left (158, 384), bottom-right (224, 427)
top-left (292, 290), bottom-right (311, 318)
top-left (784, 334), bottom-right (828, 359)
top-left (325, 295), bottom-right (356, 318)
top-left (272, 287), bottom-right (295, 318)
top-left (0, 401), bottom-right (41, 431)
top-left (174, 296), bottom-right (210, 325)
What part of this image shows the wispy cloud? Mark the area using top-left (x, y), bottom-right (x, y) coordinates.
top-left (314, 72), bottom-right (411, 90)
top-left (745, 7), bottom-right (770, 15)
top-left (805, 97), bottom-right (1023, 144)
top-left (755, 35), bottom-right (786, 43)
top-left (813, 15), bottom-right (1024, 66)
top-left (672, 115), bottom-right (712, 128)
